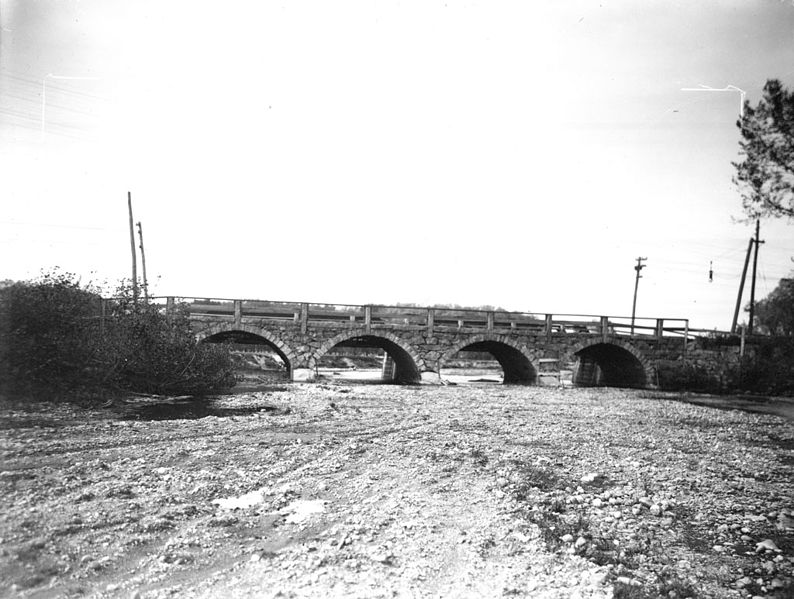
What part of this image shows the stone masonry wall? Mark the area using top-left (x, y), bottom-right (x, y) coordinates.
top-left (191, 314), bottom-right (742, 388)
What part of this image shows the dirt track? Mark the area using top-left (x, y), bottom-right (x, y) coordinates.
top-left (1, 385), bottom-right (793, 598)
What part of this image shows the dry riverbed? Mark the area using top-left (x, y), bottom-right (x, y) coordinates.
top-left (1, 386), bottom-right (793, 598)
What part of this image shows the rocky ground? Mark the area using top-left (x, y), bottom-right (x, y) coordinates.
top-left (1, 385), bottom-right (793, 598)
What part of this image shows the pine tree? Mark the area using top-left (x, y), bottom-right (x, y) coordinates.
top-left (734, 79), bottom-right (794, 220)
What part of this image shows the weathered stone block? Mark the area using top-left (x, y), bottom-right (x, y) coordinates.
top-left (291, 368), bottom-right (315, 382)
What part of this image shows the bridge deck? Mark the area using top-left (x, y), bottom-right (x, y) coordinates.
top-left (143, 296), bottom-right (704, 341)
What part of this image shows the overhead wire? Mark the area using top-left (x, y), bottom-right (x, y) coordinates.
top-left (3, 91), bottom-right (98, 117)
top-left (1, 70), bottom-right (105, 141)
top-left (2, 71), bottom-right (108, 103)
top-left (0, 106), bottom-right (85, 130)
top-left (0, 111), bottom-right (91, 140)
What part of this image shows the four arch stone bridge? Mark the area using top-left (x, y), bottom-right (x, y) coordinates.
top-left (156, 297), bottom-right (740, 389)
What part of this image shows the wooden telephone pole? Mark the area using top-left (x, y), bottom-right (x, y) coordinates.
top-left (127, 192), bottom-right (138, 303)
top-left (730, 238), bottom-right (754, 334)
top-left (731, 219), bottom-right (764, 334)
top-left (630, 257), bottom-right (647, 337)
top-left (748, 218), bottom-right (764, 334)
top-left (136, 221), bottom-right (149, 301)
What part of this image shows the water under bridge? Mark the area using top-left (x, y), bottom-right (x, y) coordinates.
top-left (150, 297), bottom-right (736, 389)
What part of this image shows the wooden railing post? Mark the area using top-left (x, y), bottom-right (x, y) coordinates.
top-left (364, 305), bottom-right (372, 334)
top-left (684, 320), bottom-right (689, 354)
top-left (545, 314), bottom-right (553, 337)
top-left (655, 318), bottom-right (664, 340)
top-left (486, 311), bottom-right (494, 331)
top-left (300, 303), bottom-right (308, 334)
top-left (234, 300), bottom-right (242, 328)
top-left (427, 308), bottom-right (435, 337)
top-left (166, 296), bottom-right (175, 324)
top-left (600, 316), bottom-right (609, 342)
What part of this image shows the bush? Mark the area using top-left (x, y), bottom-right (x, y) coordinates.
top-left (0, 271), bottom-right (106, 399)
top-left (655, 361), bottom-right (723, 394)
top-left (0, 271), bottom-right (236, 402)
top-left (736, 337), bottom-right (794, 395)
top-left (99, 290), bottom-right (236, 396)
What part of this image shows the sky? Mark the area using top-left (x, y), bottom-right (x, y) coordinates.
top-left (1, 0), bottom-right (793, 331)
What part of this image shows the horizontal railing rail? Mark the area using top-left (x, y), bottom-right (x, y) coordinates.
top-left (126, 296), bottom-right (733, 341)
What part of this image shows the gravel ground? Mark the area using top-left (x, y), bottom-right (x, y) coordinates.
top-left (1, 385), bottom-right (793, 598)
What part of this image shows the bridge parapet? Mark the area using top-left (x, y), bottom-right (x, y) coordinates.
top-left (158, 296), bottom-right (695, 343)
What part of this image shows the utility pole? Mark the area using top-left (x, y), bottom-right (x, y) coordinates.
top-left (127, 192), bottom-right (138, 303)
top-left (748, 218), bottom-right (764, 334)
top-left (137, 221), bottom-right (149, 301)
top-left (631, 257), bottom-right (647, 337)
top-left (731, 237), bottom-right (754, 334)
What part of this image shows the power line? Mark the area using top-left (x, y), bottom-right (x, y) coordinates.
top-left (2, 91), bottom-right (98, 117)
top-left (0, 221), bottom-right (109, 230)
top-left (0, 114), bottom-right (91, 140)
top-left (2, 71), bottom-right (108, 102)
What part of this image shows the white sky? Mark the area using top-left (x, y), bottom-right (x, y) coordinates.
top-left (1, 0), bottom-right (793, 331)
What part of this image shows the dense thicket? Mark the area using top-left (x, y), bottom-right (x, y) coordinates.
top-left (0, 272), bottom-right (106, 398)
top-left (0, 271), bottom-right (236, 402)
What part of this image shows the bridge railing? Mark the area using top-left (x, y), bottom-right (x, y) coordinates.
top-left (149, 297), bottom-right (718, 342)
top-left (305, 303), bottom-right (366, 325)
top-left (371, 305), bottom-right (430, 329)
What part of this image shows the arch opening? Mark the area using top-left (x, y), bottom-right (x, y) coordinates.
top-left (440, 341), bottom-right (536, 385)
top-left (316, 335), bottom-right (421, 385)
top-left (573, 343), bottom-right (647, 388)
top-left (201, 330), bottom-right (291, 386)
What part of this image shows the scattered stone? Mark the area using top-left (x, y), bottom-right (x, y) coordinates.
top-left (2, 386), bottom-right (792, 599)
top-left (778, 514), bottom-right (794, 530)
top-left (756, 539), bottom-right (782, 553)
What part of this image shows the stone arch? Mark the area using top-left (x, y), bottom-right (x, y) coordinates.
top-left (569, 339), bottom-right (651, 388)
top-left (311, 331), bottom-right (423, 384)
top-left (196, 323), bottom-right (297, 373)
top-left (439, 334), bottom-right (537, 384)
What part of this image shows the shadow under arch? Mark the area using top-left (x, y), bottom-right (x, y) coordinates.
top-left (440, 334), bottom-right (537, 384)
top-left (572, 340), bottom-right (649, 389)
top-left (197, 323), bottom-right (296, 375)
top-left (312, 331), bottom-right (422, 384)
